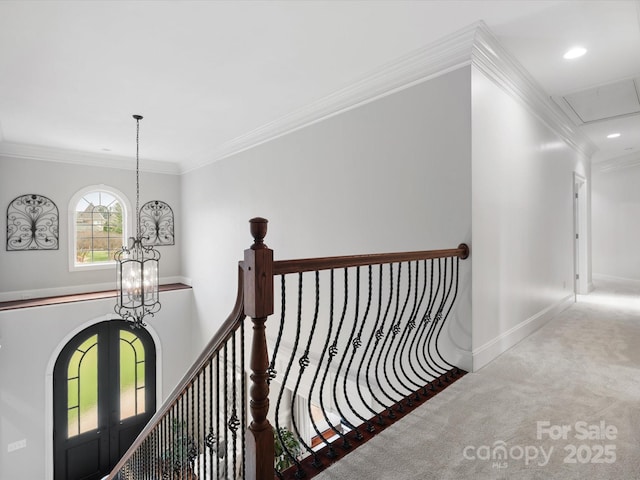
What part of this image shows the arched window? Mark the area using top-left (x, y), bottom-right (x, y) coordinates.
top-left (69, 186), bottom-right (131, 270)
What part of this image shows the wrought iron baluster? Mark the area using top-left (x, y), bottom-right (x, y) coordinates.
top-left (181, 393), bottom-right (185, 477)
top-left (268, 275), bottom-right (286, 385)
top-left (380, 262), bottom-right (408, 409)
top-left (395, 260), bottom-right (426, 400)
top-left (206, 358), bottom-right (213, 480)
top-left (363, 264), bottom-right (389, 424)
top-left (274, 272), bottom-right (305, 476)
top-left (190, 383), bottom-right (195, 469)
top-left (289, 271), bottom-right (326, 469)
top-left (196, 372), bottom-right (200, 479)
top-left (421, 258), bottom-right (446, 386)
top-left (405, 260), bottom-right (432, 389)
top-left (373, 263), bottom-right (400, 414)
top-left (389, 261), bottom-right (421, 404)
top-left (307, 269), bottom-right (336, 457)
top-left (333, 266), bottom-right (364, 440)
top-left (317, 269), bottom-right (349, 457)
top-left (216, 353), bottom-right (221, 477)
top-left (342, 266), bottom-right (375, 433)
top-left (223, 343), bottom-right (229, 478)
top-left (413, 258), bottom-right (436, 383)
top-left (287, 271), bottom-right (321, 468)
top-left (427, 258), bottom-right (451, 380)
top-left (230, 330), bottom-right (239, 479)
top-left (240, 319), bottom-right (247, 479)
top-left (353, 265), bottom-right (378, 431)
top-left (432, 257), bottom-right (461, 374)
top-left (330, 268), bottom-right (359, 444)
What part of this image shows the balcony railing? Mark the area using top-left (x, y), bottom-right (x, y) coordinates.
top-left (108, 218), bottom-right (469, 480)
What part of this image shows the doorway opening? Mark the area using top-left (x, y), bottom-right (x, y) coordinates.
top-left (574, 173), bottom-right (589, 295)
top-left (53, 320), bottom-right (156, 480)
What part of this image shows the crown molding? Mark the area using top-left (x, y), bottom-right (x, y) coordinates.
top-left (182, 22), bottom-right (481, 173)
top-left (471, 23), bottom-right (598, 160)
top-left (184, 21), bottom-right (597, 173)
top-left (2, 22), bottom-right (598, 175)
top-left (0, 141), bottom-right (181, 175)
top-left (593, 151), bottom-right (640, 174)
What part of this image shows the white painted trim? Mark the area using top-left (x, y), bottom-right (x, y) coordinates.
top-left (593, 151), bottom-right (640, 174)
top-left (472, 294), bottom-right (574, 371)
top-left (449, 348), bottom-right (473, 373)
top-left (67, 184), bottom-right (133, 273)
top-left (182, 22), bottom-right (481, 173)
top-left (0, 276), bottom-right (190, 303)
top-left (0, 21), bottom-right (597, 175)
top-left (44, 315), bottom-right (164, 480)
top-left (471, 25), bottom-right (597, 160)
top-left (0, 142), bottom-right (180, 175)
top-left (183, 21), bottom-right (597, 173)
top-left (592, 272), bottom-right (640, 285)
top-left (574, 173), bottom-right (589, 295)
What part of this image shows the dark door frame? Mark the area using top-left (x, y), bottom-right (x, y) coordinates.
top-left (53, 320), bottom-right (156, 480)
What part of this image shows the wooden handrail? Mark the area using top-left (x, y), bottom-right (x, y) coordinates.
top-left (273, 243), bottom-right (469, 275)
top-left (107, 264), bottom-right (246, 479)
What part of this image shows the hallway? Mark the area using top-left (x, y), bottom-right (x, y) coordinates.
top-left (314, 277), bottom-right (640, 480)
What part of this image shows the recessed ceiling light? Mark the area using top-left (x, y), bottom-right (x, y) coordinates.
top-left (563, 47), bottom-right (587, 60)
top-left (607, 133), bottom-right (621, 139)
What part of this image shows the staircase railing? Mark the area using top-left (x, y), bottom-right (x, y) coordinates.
top-left (108, 218), bottom-right (470, 480)
top-left (108, 266), bottom-right (247, 479)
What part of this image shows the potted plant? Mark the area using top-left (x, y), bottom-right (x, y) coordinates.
top-left (274, 426), bottom-right (303, 472)
top-left (160, 419), bottom-right (198, 480)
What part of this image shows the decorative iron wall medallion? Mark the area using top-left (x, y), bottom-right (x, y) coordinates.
top-left (6, 194), bottom-right (59, 250)
top-left (139, 200), bottom-right (174, 246)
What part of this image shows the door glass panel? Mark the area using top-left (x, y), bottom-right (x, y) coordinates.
top-left (67, 334), bottom-right (98, 437)
top-left (120, 330), bottom-right (146, 420)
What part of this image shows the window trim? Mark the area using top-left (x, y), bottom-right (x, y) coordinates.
top-left (68, 185), bottom-right (132, 272)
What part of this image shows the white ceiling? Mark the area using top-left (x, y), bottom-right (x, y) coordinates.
top-left (0, 0), bottom-right (639, 173)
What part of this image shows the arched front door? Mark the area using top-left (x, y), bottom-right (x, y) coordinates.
top-left (53, 320), bottom-right (156, 480)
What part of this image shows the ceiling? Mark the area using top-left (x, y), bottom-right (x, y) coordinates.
top-left (0, 0), bottom-right (639, 174)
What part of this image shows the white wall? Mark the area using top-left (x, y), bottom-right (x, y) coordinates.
top-left (592, 164), bottom-right (640, 281)
top-left (0, 289), bottom-right (193, 480)
top-left (471, 66), bottom-right (590, 369)
top-left (0, 156), bottom-right (182, 300)
top-left (181, 67), bottom-right (473, 369)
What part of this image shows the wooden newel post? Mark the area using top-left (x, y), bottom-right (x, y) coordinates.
top-left (244, 217), bottom-right (275, 480)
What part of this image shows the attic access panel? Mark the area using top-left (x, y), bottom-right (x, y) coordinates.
top-left (562, 78), bottom-right (640, 124)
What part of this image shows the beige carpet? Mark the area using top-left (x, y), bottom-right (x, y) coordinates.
top-left (314, 276), bottom-right (640, 480)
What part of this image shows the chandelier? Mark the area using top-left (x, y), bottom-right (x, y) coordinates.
top-left (115, 115), bottom-right (161, 328)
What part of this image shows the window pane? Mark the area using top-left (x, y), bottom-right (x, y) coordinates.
top-left (137, 363), bottom-right (145, 387)
top-left (68, 378), bottom-right (78, 408)
top-left (67, 334), bottom-right (98, 438)
top-left (120, 329), bottom-right (146, 420)
top-left (136, 389), bottom-right (145, 415)
top-left (75, 189), bottom-right (124, 266)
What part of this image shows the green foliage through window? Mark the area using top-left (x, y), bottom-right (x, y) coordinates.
top-left (74, 189), bottom-right (125, 264)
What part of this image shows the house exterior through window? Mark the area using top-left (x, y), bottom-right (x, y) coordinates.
top-left (69, 186), bottom-right (130, 270)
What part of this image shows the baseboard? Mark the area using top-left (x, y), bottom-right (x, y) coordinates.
top-left (592, 272), bottom-right (640, 285)
top-left (449, 347), bottom-right (473, 373)
top-left (472, 294), bottom-right (574, 371)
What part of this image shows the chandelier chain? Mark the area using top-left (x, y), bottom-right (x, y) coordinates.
top-left (135, 116), bottom-right (141, 239)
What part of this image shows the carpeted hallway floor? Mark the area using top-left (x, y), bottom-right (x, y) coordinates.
top-left (314, 276), bottom-right (640, 479)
